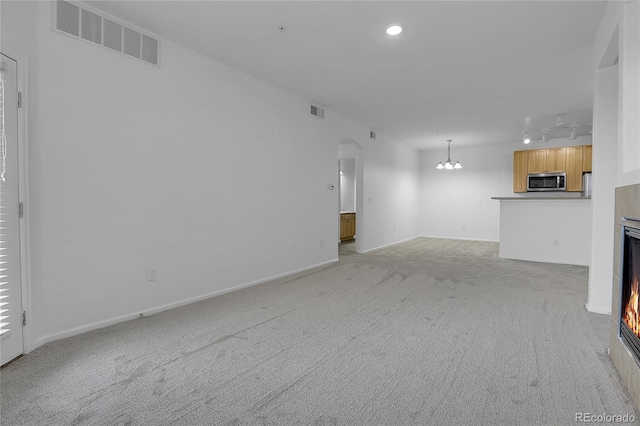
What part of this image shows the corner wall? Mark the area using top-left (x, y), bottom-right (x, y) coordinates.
top-left (1, 1), bottom-right (420, 350)
top-left (588, 0), bottom-right (640, 315)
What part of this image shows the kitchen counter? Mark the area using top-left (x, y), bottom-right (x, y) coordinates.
top-left (491, 196), bottom-right (591, 200)
top-left (493, 197), bottom-right (592, 265)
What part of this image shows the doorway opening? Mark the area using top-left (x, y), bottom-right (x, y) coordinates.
top-left (338, 139), bottom-right (363, 255)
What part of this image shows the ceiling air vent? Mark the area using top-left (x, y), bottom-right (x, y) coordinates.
top-left (310, 105), bottom-right (325, 119)
top-left (52, 0), bottom-right (160, 67)
top-left (370, 130), bottom-right (377, 140)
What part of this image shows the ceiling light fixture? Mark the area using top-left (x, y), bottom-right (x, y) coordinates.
top-left (436, 140), bottom-right (461, 170)
top-left (386, 24), bottom-right (403, 36)
top-left (570, 126), bottom-right (578, 140)
top-left (541, 129), bottom-right (550, 143)
top-left (523, 132), bottom-right (531, 144)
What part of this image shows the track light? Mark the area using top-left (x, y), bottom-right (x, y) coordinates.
top-left (541, 129), bottom-right (549, 143)
top-left (556, 115), bottom-right (565, 128)
top-left (570, 126), bottom-right (578, 140)
top-left (523, 132), bottom-right (531, 144)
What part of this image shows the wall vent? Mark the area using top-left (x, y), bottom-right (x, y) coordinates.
top-left (52, 0), bottom-right (160, 67)
top-left (370, 130), bottom-right (377, 140)
top-left (310, 105), bottom-right (325, 119)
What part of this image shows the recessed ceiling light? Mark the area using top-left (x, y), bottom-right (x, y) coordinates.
top-left (386, 25), bottom-right (403, 36)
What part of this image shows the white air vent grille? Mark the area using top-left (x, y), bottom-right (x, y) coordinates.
top-left (311, 105), bottom-right (325, 119)
top-left (103, 19), bottom-right (122, 52)
top-left (141, 34), bottom-right (158, 64)
top-left (56, 0), bottom-right (79, 36)
top-left (123, 27), bottom-right (141, 58)
top-left (80, 9), bottom-right (102, 44)
top-left (53, 0), bottom-right (160, 67)
top-left (370, 130), bottom-right (376, 140)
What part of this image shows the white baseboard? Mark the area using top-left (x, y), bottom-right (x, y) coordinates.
top-left (420, 235), bottom-right (500, 243)
top-left (585, 302), bottom-right (612, 315)
top-left (360, 236), bottom-right (420, 253)
top-left (31, 258), bottom-right (338, 350)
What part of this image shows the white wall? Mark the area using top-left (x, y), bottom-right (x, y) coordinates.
top-left (333, 122), bottom-right (421, 252)
top-left (618, 1), bottom-right (640, 184)
top-left (498, 200), bottom-right (592, 266)
top-left (360, 134), bottom-right (420, 251)
top-left (587, 0), bottom-right (640, 314)
top-left (2, 1), bottom-right (421, 349)
top-left (588, 64), bottom-right (618, 314)
top-left (420, 136), bottom-right (592, 242)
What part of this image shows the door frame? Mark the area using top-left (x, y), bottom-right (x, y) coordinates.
top-left (2, 50), bottom-right (33, 356)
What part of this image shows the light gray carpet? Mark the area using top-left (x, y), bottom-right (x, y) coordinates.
top-left (1, 238), bottom-right (637, 425)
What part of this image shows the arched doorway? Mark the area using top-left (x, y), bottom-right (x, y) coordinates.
top-left (338, 139), bottom-right (364, 254)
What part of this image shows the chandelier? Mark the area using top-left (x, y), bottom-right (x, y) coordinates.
top-left (436, 140), bottom-right (462, 170)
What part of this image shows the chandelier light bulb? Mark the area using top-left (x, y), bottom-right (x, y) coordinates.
top-left (437, 140), bottom-right (461, 170)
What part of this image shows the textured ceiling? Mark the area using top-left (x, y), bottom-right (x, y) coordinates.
top-left (88, 1), bottom-right (607, 150)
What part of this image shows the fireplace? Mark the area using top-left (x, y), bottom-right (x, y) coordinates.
top-left (621, 227), bottom-right (640, 363)
top-left (613, 186), bottom-right (640, 409)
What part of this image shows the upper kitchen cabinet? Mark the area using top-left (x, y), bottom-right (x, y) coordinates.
top-left (512, 145), bottom-right (592, 193)
top-left (583, 145), bottom-right (592, 172)
top-left (513, 150), bottom-right (528, 193)
top-left (528, 147), bottom-right (566, 173)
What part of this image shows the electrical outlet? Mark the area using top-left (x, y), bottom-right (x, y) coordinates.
top-left (146, 268), bottom-right (158, 282)
top-left (553, 239), bottom-right (560, 247)
top-left (394, 226), bottom-right (397, 233)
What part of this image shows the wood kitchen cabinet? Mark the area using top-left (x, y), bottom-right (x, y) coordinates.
top-left (583, 145), bottom-right (592, 172)
top-left (513, 150), bottom-right (528, 193)
top-left (546, 148), bottom-right (567, 172)
top-left (512, 144), bottom-right (592, 193)
top-left (565, 146), bottom-right (584, 192)
top-left (528, 147), bottom-right (566, 173)
top-left (340, 213), bottom-right (356, 242)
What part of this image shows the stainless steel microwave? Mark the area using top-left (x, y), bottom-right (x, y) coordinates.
top-left (527, 173), bottom-right (566, 192)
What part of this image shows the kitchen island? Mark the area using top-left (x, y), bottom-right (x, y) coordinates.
top-left (491, 196), bottom-right (592, 265)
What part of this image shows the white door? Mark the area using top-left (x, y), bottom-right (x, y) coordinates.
top-left (0, 54), bottom-right (24, 366)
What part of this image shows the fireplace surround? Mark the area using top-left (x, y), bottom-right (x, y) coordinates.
top-left (612, 185), bottom-right (640, 409)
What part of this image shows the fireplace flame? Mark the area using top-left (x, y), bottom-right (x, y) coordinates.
top-left (624, 277), bottom-right (640, 337)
